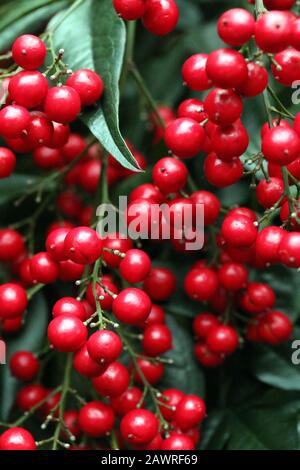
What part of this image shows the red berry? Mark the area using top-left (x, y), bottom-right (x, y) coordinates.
top-left (291, 17), bottom-right (300, 50)
top-left (204, 88), bottom-right (243, 126)
top-left (73, 344), bottom-right (104, 378)
top-left (142, 0), bottom-right (179, 36)
top-left (142, 324), bottom-right (172, 356)
top-left (129, 183), bottom-right (164, 204)
top-left (92, 362), bottom-right (130, 397)
top-left (210, 121), bottom-right (249, 160)
top-left (87, 330), bottom-right (122, 365)
top-left (247, 282), bottom-right (276, 310)
top-left (64, 226), bottom-right (103, 265)
top-left (221, 214), bottom-right (258, 247)
top-left (278, 231), bottom-right (300, 267)
top-left (58, 259), bottom-right (85, 281)
top-left (120, 409), bottom-right (158, 445)
top-left (264, 0), bottom-right (295, 8)
top-left (143, 267), bottom-right (176, 301)
top-left (262, 126), bottom-right (300, 165)
top-left (49, 122), bottom-right (70, 149)
top-left (66, 69), bottom-right (103, 106)
top-left (0, 105), bottom-right (30, 139)
top-left (61, 133), bottom-right (86, 162)
top-left (236, 62), bottom-right (268, 97)
top-left (255, 226), bottom-right (285, 263)
top-left (63, 410), bottom-right (81, 439)
top-left (177, 98), bottom-right (207, 123)
top-left (47, 315), bottom-right (87, 352)
top-left (159, 389), bottom-right (184, 422)
top-left (258, 311), bottom-right (292, 344)
top-left (30, 252), bottom-right (59, 284)
top-left (12, 34), bottom-right (46, 70)
top-left (113, 0), bottom-right (147, 20)
top-left (78, 401), bottom-right (115, 437)
top-left (8, 71), bottom-right (48, 108)
top-left (190, 190), bottom-right (220, 226)
top-left (184, 267), bottom-right (218, 301)
top-left (0, 228), bottom-right (24, 261)
top-left (78, 159), bottom-right (101, 193)
top-left (0, 147), bottom-right (16, 178)
top-left (133, 358), bottom-right (164, 385)
top-left (152, 157), bottom-right (188, 194)
top-left (46, 227), bottom-right (70, 262)
top-left (161, 434), bottom-right (195, 450)
top-left (218, 262), bottom-right (248, 291)
top-left (204, 152), bottom-right (243, 187)
top-left (182, 53), bottom-right (212, 92)
top-left (206, 48), bottom-right (248, 88)
top-left (52, 297), bottom-right (86, 321)
top-left (193, 313), bottom-right (220, 339)
top-left (217, 8), bottom-right (255, 46)
top-left (272, 48), bottom-right (300, 86)
top-left (0, 427), bottom-right (36, 450)
top-left (256, 177), bottom-right (284, 208)
top-left (0, 283), bottom-right (27, 319)
top-left (194, 343), bottom-right (224, 368)
top-left (254, 11), bottom-right (291, 53)
top-left (102, 232), bottom-right (133, 268)
top-left (10, 351), bottom-right (39, 381)
top-left (110, 387), bottom-right (143, 416)
top-left (86, 278), bottom-right (119, 311)
top-left (119, 249), bottom-right (151, 283)
top-left (112, 287), bottom-right (152, 325)
top-left (44, 86), bottom-right (81, 124)
top-left (16, 384), bottom-right (47, 411)
top-left (207, 325), bottom-right (239, 355)
top-left (140, 303), bottom-right (165, 328)
top-left (165, 118), bottom-right (205, 158)
top-left (26, 112), bottom-right (54, 148)
top-left (174, 395), bottom-right (206, 431)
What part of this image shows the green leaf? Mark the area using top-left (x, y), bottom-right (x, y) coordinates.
top-left (200, 410), bottom-right (229, 450)
top-left (0, 174), bottom-right (39, 206)
top-left (249, 343), bottom-right (300, 391)
top-left (0, 293), bottom-right (49, 420)
top-left (0, 0), bottom-right (62, 31)
top-left (50, 0), bottom-right (139, 171)
top-left (162, 316), bottom-right (205, 397)
top-left (0, 2), bottom-right (66, 50)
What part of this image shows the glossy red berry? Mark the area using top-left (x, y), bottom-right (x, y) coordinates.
top-left (142, 0), bottom-right (179, 36)
top-left (87, 330), bottom-right (122, 365)
top-left (61, 133), bottom-right (86, 162)
top-left (236, 62), bottom-right (268, 97)
top-left (206, 48), bottom-right (248, 88)
top-left (78, 401), bottom-right (115, 437)
top-left (73, 344), bottom-right (104, 378)
top-left (177, 98), bottom-right (207, 123)
top-left (0, 427), bottom-right (36, 450)
top-left (254, 11), bottom-right (291, 53)
top-left (52, 297), bottom-right (86, 321)
top-left (258, 311), bottom-right (292, 344)
top-left (218, 262), bottom-right (248, 291)
top-left (184, 267), bottom-right (218, 301)
top-left (152, 157), bottom-right (188, 194)
top-left (174, 395), bottom-right (206, 431)
top-left (32, 146), bottom-right (61, 169)
top-left (12, 34), bottom-right (46, 70)
top-left (221, 214), bottom-right (258, 247)
top-left (8, 71), bottom-right (48, 108)
top-left (47, 315), bottom-right (87, 352)
top-left (247, 282), bottom-right (276, 311)
top-left (256, 177), bottom-right (284, 209)
top-left (86, 278), bottom-right (119, 311)
top-left (26, 112), bottom-right (53, 148)
top-left (113, 0), bottom-right (147, 20)
top-left (133, 358), bottom-right (164, 385)
top-left (63, 410), bottom-right (81, 439)
top-left (140, 303), bottom-right (166, 328)
top-left (161, 434), bottom-right (195, 450)
top-left (193, 313), bottom-right (220, 339)
top-left (92, 362), bottom-right (130, 397)
top-left (120, 409), bottom-right (159, 445)
top-left (204, 88), bottom-right (243, 126)
top-left (110, 387), bottom-right (143, 416)
top-left (272, 48), bottom-right (300, 86)
top-left (44, 86), bottom-right (81, 124)
top-left (255, 226), bottom-right (285, 263)
top-left (190, 190), bottom-right (220, 226)
top-left (204, 152), bottom-right (243, 188)
top-left (102, 232), bottom-right (133, 268)
top-left (158, 389), bottom-right (184, 422)
top-left (210, 121), bottom-right (249, 160)
top-left (264, 0), bottom-right (295, 8)
top-left (262, 126), bottom-right (300, 165)
top-left (143, 267), bottom-right (176, 301)
top-left (66, 69), bottom-right (103, 105)
top-left (119, 248), bottom-right (151, 283)
top-left (10, 351), bottom-right (39, 381)
top-left (164, 118), bottom-right (205, 158)
top-left (217, 8), bottom-right (255, 46)
top-left (0, 228), bottom-right (24, 261)
top-left (0, 147), bottom-right (16, 178)
top-left (112, 288), bottom-right (152, 325)
top-left (278, 231), bottom-right (300, 267)
top-left (142, 324), bottom-right (172, 356)
top-left (0, 283), bottom-right (27, 319)
top-left (46, 227), bottom-right (70, 262)
top-left (129, 183), bottom-right (164, 204)
top-left (16, 384), bottom-right (47, 411)
top-left (0, 105), bottom-right (30, 139)
top-left (64, 226), bottom-right (103, 265)
top-left (207, 325), bottom-right (239, 355)
top-left (182, 53), bottom-right (211, 91)
top-left (291, 17), bottom-right (300, 50)
top-left (49, 122), bottom-right (70, 149)
top-left (30, 252), bottom-right (59, 284)
top-left (59, 260), bottom-right (84, 281)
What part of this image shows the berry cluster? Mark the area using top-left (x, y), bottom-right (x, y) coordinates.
top-left (113, 0), bottom-right (179, 35)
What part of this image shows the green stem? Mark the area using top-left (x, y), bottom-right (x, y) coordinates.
top-left (267, 86), bottom-right (295, 120)
top-left (120, 20), bottom-right (136, 91)
top-left (27, 283), bottom-right (44, 300)
top-left (282, 166), bottom-right (294, 222)
top-left (92, 258), bottom-right (103, 329)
